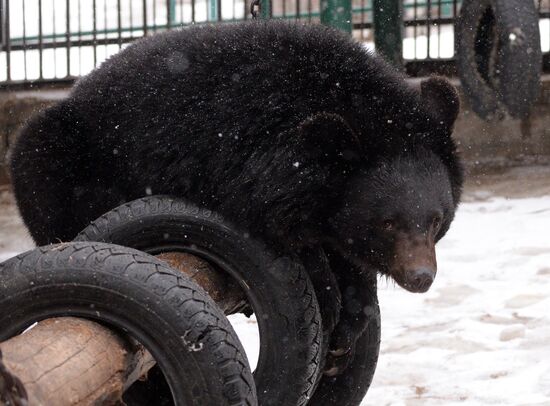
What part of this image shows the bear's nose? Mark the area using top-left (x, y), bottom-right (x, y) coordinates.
top-left (408, 268), bottom-right (435, 293)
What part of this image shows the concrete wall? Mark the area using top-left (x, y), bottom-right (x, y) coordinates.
top-left (1, 77), bottom-right (550, 184)
top-left (0, 89), bottom-right (65, 184)
top-left (455, 75), bottom-right (550, 170)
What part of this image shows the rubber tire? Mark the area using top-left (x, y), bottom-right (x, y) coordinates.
top-left (456, 0), bottom-right (542, 119)
top-left (75, 196), bottom-right (323, 406)
top-left (0, 242), bottom-right (257, 406)
top-left (310, 271), bottom-right (381, 405)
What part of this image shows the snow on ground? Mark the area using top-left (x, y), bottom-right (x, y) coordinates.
top-left (1, 166), bottom-right (550, 405)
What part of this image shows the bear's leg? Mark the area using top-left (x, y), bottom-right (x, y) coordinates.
top-left (323, 250), bottom-right (378, 376)
top-left (300, 246), bottom-right (342, 337)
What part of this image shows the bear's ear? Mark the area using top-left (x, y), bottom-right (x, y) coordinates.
top-left (297, 113), bottom-right (362, 166)
top-left (420, 76), bottom-right (460, 129)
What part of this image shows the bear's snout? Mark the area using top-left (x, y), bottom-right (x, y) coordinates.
top-left (390, 232), bottom-right (438, 293)
top-left (405, 267), bottom-right (435, 293)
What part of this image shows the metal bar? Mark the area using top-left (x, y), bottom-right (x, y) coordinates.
top-left (22, 0), bottom-right (27, 80)
top-left (404, 16), bottom-right (453, 26)
top-left (351, 0), bottom-right (457, 13)
top-left (129, 0), bottom-right (134, 37)
top-left (260, 0), bottom-right (271, 19)
top-left (373, 0), bottom-right (403, 66)
top-left (143, 0), bottom-right (148, 36)
top-left (413, 0), bottom-right (417, 59)
top-left (437, 0), bottom-right (441, 58)
top-left (92, 0), bottom-right (97, 67)
top-left (360, 0), bottom-right (366, 40)
top-left (426, 0), bottom-right (431, 58)
top-left (0, 0), bottom-right (3, 45)
top-left (53, 0), bottom-right (57, 77)
top-left (38, 0), bottom-right (43, 79)
top-left (4, 0), bottom-right (10, 81)
top-left (66, 0), bottom-right (70, 77)
top-left (4, 37), bottom-right (142, 52)
top-left (168, 0), bottom-right (175, 27)
top-left (191, 0), bottom-right (195, 23)
top-left (209, 0), bottom-right (218, 21)
top-left (0, 77), bottom-right (76, 90)
top-left (117, 0), bottom-right (122, 48)
top-left (103, 0), bottom-right (107, 59)
top-left (320, 0), bottom-right (352, 33)
top-left (153, 0), bottom-right (157, 31)
top-left (78, 0), bottom-right (82, 75)
top-left (453, 0), bottom-right (457, 56)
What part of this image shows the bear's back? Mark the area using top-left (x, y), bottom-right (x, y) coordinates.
top-left (70, 21), bottom-right (413, 140)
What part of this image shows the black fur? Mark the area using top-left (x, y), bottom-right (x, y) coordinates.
top-left (10, 21), bottom-right (463, 372)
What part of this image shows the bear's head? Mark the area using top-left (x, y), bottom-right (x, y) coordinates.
top-left (330, 147), bottom-right (457, 293)
top-left (303, 77), bottom-right (462, 293)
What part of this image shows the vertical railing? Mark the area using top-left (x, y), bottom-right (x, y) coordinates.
top-left (3, 0), bottom-right (11, 81)
top-left (261, 0), bottom-right (271, 19)
top-left (66, 0), bottom-right (71, 77)
top-left (321, 0), bottom-right (352, 33)
top-left (168, 0), bottom-right (176, 27)
top-left (0, 0), bottom-right (549, 86)
top-left (38, 0), bottom-right (43, 80)
top-left (373, 0), bottom-right (403, 66)
top-left (209, 0), bottom-right (219, 21)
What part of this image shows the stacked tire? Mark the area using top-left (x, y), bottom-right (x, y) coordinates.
top-left (0, 243), bottom-right (257, 405)
top-left (0, 195), bottom-right (382, 405)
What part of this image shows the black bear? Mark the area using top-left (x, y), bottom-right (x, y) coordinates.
top-left (10, 21), bottom-right (463, 373)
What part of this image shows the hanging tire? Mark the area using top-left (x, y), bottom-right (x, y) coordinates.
top-left (456, 0), bottom-right (542, 119)
top-left (310, 267), bottom-right (381, 405)
top-left (0, 242), bottom-right (257, 406)
top-left (75, 196), bottom-right (323, 406)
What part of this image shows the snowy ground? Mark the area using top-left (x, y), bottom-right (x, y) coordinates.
top-left (1, 165), bottom-right (550, 405)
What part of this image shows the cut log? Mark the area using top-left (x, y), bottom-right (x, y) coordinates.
top-left (0, 253), bottom-right (245, 405)
top-left (1, 318), bottom-right (155, 406)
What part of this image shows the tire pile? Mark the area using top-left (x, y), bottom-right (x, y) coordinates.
top-left (0, 196), bottom-right (381, 406)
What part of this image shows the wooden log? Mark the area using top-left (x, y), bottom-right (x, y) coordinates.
top-left (0, 349), bottom-right (27, 406)
top-left (0, 253), bottom-right (246, 405)
top-left (156, 252), bottom-right (247, 314)
top-left (1, 318), bottom-right (155, 406)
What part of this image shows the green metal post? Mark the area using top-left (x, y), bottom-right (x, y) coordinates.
top-left (373, 0), bottom-right (403, 67)
top-left (208, 0), bottom-right (219, 21)
top-left (260, 0), bottom-right (271, 19)
top-left (320, 0), bottom-right (352, 33)
top-left (168, 0), bottom-right (176, 27)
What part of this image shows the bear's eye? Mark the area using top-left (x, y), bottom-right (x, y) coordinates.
top-left (432, 216), bottom-right (442, 230)
top-left (382, 219), bottom-right (394, 231)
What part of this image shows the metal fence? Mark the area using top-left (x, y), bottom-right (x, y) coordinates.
top-left (0, 0), bottom-right (549, 87)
